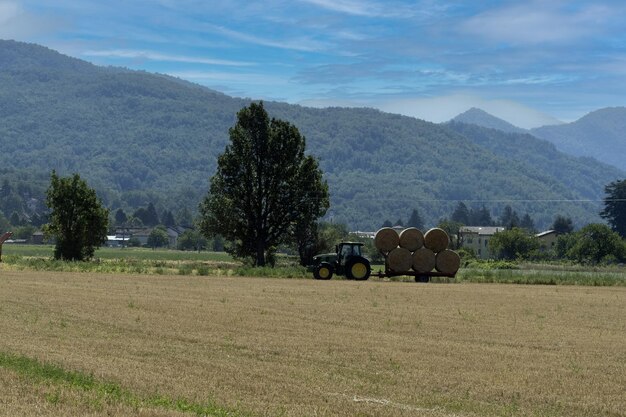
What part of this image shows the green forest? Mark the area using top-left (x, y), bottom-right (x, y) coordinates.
top-left (1, 40), bottom-right (624, 231)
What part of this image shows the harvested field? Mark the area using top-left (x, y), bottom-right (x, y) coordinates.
top-left (1, 271), bottom-right (625, 416)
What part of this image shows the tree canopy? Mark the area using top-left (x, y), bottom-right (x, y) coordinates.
top-left (44, 172), bottom-right (108, 260)
top-left (199, 102), bottom-right (329, 266)
top-left (489, 227), bottom-right (539, 260)
top-left (600, 179), bottom-right (626, 238)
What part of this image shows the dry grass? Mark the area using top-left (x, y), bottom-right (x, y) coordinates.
top-left (1, 271), bottom-right (625, 417)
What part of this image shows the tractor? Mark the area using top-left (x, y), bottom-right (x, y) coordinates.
top-left (309, 242), bottom-right (371, 280)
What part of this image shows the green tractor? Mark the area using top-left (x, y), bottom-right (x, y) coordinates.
top-left (309, 242), bottom-right (371, 280)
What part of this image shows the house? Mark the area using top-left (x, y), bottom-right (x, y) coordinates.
top-left (536, 230), bottom-right (558, 252)
top-left (459, 226), bottom-right (505, 259)
top-left (32, 231), bottom-right (44, 244)
top-left (105, 235), bottom-right (130, 248)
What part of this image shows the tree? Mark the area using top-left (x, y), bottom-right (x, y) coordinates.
top-left (134, 203), bottom-right (159, 227)
top-left (381, 219), bottom-right (392, 228)
top-left (499, 205), bottom-right (520, 229)
top-left (199, 102), bottom-right (329, 266)
top-left (147, 226), bottom-right (169, 249)
top-left (177, 230), bottom-right (207, 251)
top-left (552, 215), bottom-right (574, 234)
top-left (451, 202), bottom-right (469, 225)
top-left (600, 179), bottom-right (626, 238)
top-left (44, 172), bottom-right (108, 260)
top-left (489, 227), bottom-right (539, 260)
top-left (407, 208), bottom-right (424, 229)
top-left (472, 205), bottom-right (494, 226)
top-left (162, 210), bottom-right (177, 227)
top-left (114, 208), bottom-right (127, 226)
top-left (519, 213), bottom-right (536, 233)
top-left (564, 223), bottom-right (625, 264)
top-left (0, 213), bottom-right (10, 233)
top-left (177, 207), bottom-right (194, 227)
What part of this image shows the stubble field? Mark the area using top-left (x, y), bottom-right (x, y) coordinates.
top-left (1, 270), bottom-right (625, 417)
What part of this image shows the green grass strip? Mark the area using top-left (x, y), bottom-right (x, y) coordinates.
top-left (0, 351), bottom-right (246, 416)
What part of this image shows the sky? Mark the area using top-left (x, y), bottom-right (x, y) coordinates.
top-left (1, 0), bottom-right (626, 128)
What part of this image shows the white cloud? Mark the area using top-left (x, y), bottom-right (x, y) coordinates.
top-left (82, 49), bottom-right (255, 67)
top-left (0, 0), bottom-right (58, 38)
top-left (462, 2), bottom-right (613, 44)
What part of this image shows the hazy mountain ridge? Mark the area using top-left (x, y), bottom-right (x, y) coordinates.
top-left (451, 108), bottom-right (528, 134)
top-left (531, 107), bottom-right (626, 171)
top-left (0, 40), bottom-right (622, 229)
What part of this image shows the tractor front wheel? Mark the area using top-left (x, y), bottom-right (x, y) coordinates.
top-left (314, 262), bottom-right (334, 280)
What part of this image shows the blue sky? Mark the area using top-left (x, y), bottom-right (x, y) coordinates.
top-left (2, 0), bottom-right (626, 127)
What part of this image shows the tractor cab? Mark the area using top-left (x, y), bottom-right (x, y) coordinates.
top-left (311, 241), bottom-right (371, 281)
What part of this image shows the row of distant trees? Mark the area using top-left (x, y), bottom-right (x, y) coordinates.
top-left (382, 204), bottom-right (572, 235)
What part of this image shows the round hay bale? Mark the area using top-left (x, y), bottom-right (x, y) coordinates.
top-left (423, 228), bottom-right (449, 253)
top-left (435, 249), bottom-right (461, 275)
top-left (387, 247), bottom-right (413, 272)
top-left (412, 247), bottom-right (436, 273)
top-left (374, 227), bottom-right (400, 252)
top-left (399, 227), bottom-right (424, 252)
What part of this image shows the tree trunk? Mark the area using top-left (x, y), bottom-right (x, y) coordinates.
top-left (256, 241), bottom-right (266, 266)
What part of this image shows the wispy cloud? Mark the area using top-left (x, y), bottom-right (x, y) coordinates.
top-left (462, 2), bottom-right (615, 44)
top-left (82, 49), bottom-right (255, 66)
top-left (299, 0), bottom-right (387, 17)
top-left (210, 25), bottom-right (329, 52)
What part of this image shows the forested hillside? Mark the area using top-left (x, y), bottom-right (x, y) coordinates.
top-left (531, 107), bottom-right (626, 171)
top-left (0, 40), bottom-right (622, 230)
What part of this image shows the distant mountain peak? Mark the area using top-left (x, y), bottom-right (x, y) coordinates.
top-left (450, 108), bottom-right (527, 134)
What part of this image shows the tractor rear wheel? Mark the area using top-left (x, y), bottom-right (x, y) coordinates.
top-left (314, 262), bottom-right (334, 280)
top-left (345, 257), bottom-right (371, 281)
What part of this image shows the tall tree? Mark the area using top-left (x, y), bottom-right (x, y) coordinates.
top-left (552, 215), bottom-right (574, 234)
top-left (473, 205), bottom-right (494, 226)
top-left (114, 208), bottom-right (127, 226)
top-left (44, 172), bottom-right (108, 261)
top-left (162, 210), bottom-right (177, 227)
top-left (451, 202), bottom-right (470, 225)
top-left (407, 208), bottom-right (424, 229)
top-left (520, 213), bottom-right (536, 233)
top-left (600, 179), bottom-right (626, 238)
top-left (146, 202), bottom-right (160, 226)
top-left (199, 102), bottom-right (329, 266)
top-left (499, 205), bottom-right (520, 229)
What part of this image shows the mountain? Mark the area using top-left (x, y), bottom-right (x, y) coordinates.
top-left (451, 108), bottom-right (527, 134)
top-left (0, 40), bottom-right (623, 230)
top-left (531, 108), bottom-right (626, 171)
top-left (445, 121), bottom-right (623, 220)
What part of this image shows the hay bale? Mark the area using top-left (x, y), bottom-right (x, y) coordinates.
top-left (387, 247), bottom-right (413, 272)
top-left (435, 249), bottom-right (461, 275)
top-left (423, 228), bottom-right (449, 253)
top-left (374, 227), bottom-right (400, 252)
top-left (399, 227), bottom-right (424, 252)
top-left (412, 247), bottom-right (436, 273)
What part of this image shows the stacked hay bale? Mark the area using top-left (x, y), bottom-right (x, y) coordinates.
top-left (374, 227), bottom-right (460, 275)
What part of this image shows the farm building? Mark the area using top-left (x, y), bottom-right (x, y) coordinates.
top-left (459, 226), bottom-right (505, 259)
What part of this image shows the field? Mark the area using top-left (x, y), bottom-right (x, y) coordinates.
top-left (1, 270), bottom-right (625, 416)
